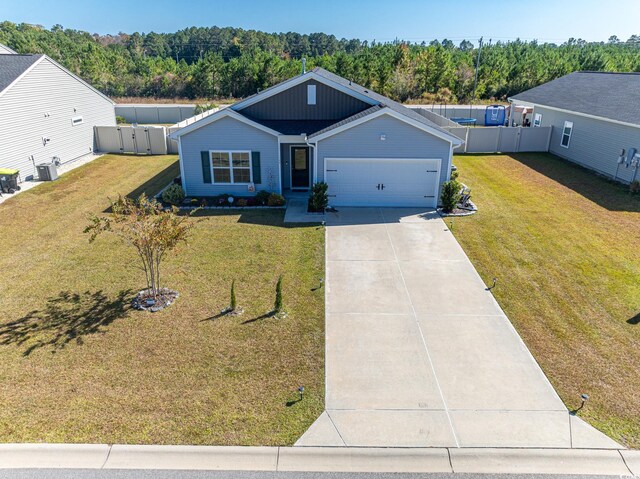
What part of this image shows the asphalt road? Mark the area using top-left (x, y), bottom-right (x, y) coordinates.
top-left (0, 471), bottom-right (628, 479)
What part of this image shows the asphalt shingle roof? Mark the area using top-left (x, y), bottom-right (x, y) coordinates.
top-left (510, 71), bottom-right (640, 126)
top-left (0, 54), bottom-right (42, 94)
top-left (310, 67), bottom-right (454, 137)
top-left (308, 104), bottom-right (384, 138)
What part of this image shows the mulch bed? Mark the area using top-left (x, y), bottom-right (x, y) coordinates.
top-left (132, 288), bottom-right (179, 312)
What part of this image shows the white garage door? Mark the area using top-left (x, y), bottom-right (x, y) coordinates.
top-left (325, 158), bottom-right (441, 207)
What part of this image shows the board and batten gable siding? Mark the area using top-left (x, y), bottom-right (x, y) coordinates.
top-left (179, 115), bottom-right (280, 196)
top-left (316, 114), bottom-right (452, 189)
top-left (0, 57), bottom-right (115, 179)
top-left (239, 79), bottom-right (371, 121)
top-left (537, 106), bottom-right (640, 183)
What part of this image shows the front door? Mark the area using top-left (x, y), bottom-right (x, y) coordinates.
top-left (291, 147), bottom-right (310, 189)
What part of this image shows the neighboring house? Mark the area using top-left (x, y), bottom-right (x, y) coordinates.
top-left (510, 72), bottom-right (640, 184)
top-left (0, 43), bottom-right (17, 54)
top-left (170, 67), bottom-right (462, 207)
top-left (0, 45), bottom-right (116, 180)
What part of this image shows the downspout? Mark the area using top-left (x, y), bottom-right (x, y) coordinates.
top-left (304, 135), bottom-right (317, 185)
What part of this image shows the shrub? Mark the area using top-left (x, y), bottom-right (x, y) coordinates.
top-left (450, 170), bottom-right (459, 181)
top-left (194, 103), bottom-right (217, 115)
top-left (237, 198), bottom-right (248, 207)
top-left (440, 180), bottom-right (462, 213)
top-left (115, 115), bottom-right (127, 125)
top-left (161, 184), bottom-right (185, 206)
top-left (255, 190), bottom-right (271, 205)
top-left (267, 193), bottom-right (286, 207)
top-left (246, 197), bottom-right (258, 207)
top-left (309, 182), bottom-right (329, 212)
top-left (630, 180), bottom-right (640, 195)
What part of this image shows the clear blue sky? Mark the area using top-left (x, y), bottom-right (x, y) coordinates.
top-left (3, 0), bottom-right (639, 43)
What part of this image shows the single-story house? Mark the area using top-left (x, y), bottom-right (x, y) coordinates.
top-left (170, 67), bottom-right (463, 207)
top-left (510, 72), bottom-right (640, 184)
top-left (0, 44), bottom-right (115, 180)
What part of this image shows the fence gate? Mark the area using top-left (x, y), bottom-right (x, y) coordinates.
top-left (95, 126), bottom-right (168, 155)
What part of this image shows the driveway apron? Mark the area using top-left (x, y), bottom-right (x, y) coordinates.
top-left (296, 208), bottom-right (620, 449)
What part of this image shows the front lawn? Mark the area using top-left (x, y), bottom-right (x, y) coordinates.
top-left (0, 154), bottom-right (324, 445)
top-left (452, 153), bottom-right (640, 448)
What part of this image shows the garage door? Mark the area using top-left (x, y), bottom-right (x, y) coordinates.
top-left (325, 158), bottom-right (441, 207)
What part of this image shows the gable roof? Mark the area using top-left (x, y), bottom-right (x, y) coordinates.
top-left (0, 43), bottom-right (17, 54)
top-left (510, 72), bottom-right (640, 126)
top-left (0, 54), bottom-right (43, 94)
top-left (0, 54), bottom-right (114, 105)
top-left (173, 66), bottom-right (462, 144)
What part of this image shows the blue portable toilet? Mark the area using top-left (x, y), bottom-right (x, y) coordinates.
top-left (485, 105), bottom-right (506, 126)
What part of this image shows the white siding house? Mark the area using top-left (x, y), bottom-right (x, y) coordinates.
top-left (510, 72), bottom-right (640, 184)
top-left (0, 48), bottom-right (115, 180)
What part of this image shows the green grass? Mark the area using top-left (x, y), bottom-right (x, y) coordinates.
top-left (452, 153), bottom-right (640, 448)
top-left (0, 154), bottom-right (325, 445)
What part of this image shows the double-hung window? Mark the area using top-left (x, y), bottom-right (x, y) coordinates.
top-left (211, 151), bottom-right (252, 184)
top-left (560, 121), bottom-right (573, 148)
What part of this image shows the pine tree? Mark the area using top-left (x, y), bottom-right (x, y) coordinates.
top-left (230, 280), bottom-right (237, 312)
top-left (274, 275), bottom-right (283, 313)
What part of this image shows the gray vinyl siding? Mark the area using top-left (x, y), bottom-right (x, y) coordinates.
top-left (316, 114), bottom-right (452, 192)
top-left (537, 106), bottom-right (640, 183)
top-left (180, 116), bottom-right (280, 196)
top-left (0, 57), bottom-right (115, 179)
top-left (280, 143), bottom-right (314, 190)
top-left (239, 80), bottom-right (371, 121)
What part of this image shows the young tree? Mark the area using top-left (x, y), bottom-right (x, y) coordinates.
top-left (274, 275), bottom-right (283, 314)
top-left (84, 194), bottom-right (197, 301)
top-left (229, 280), bottom-right (237, 312)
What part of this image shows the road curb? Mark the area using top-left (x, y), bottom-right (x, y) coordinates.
top-left (0, 444), bottom-right (635, 475)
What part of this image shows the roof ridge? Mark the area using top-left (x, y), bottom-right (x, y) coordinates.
top-left (574, 70), bottom-right (640, 75)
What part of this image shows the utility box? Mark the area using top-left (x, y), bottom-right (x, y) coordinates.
top-left (37, 162), bottom-right (59, 181)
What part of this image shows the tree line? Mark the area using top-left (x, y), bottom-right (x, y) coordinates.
top-left (1, 21), bottom-right (639, 102)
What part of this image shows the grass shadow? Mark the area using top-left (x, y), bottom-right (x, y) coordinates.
top-left (507, 152), bottom-right (640, 213)
top-left (0, 289), bottom-right (132, 356)
top-left (189, 208), bottom-right (317, 228)
top-left (242, 311), bottom-right (276, 325)
top-left (627, 313), bottom-right (640, 325)
top-left (102, 161), bottom-right (180, 213)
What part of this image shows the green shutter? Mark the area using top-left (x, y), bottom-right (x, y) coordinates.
top-left (201, 151), bottom-right (212, 183)
top-left (251, 151), bottom-right (261, 184)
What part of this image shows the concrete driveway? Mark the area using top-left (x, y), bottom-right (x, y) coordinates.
top-left (296, 208), bottom-right (620, 449)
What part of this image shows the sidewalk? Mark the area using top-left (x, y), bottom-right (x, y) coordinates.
top-left (0, 444), bottom-right (638, 475)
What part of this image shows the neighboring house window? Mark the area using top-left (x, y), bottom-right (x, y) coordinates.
top-left (71, 115), bottom-right (84, 126)
top-left (560, 121), bottom-right (573, 148)
top-left (533, 113), bottom-right (542, 127)
top-left (211, 151), bottom-right (252, 184)
top-left (307, 84), bottom-right (316, 105)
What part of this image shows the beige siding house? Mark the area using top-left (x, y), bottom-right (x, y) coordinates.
top-left (0, 45), bottom-right (115, 180)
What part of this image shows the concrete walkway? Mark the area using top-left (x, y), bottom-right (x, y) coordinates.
top-left (296, 207), bottom-right (621, 449)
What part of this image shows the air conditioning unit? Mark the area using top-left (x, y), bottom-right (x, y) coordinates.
top-left (37, 162), bottom-right (59, 181)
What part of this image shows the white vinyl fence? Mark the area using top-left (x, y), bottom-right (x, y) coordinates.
top-left (115, 104), bottom-right (196, 124)
top-left (95, 126), bottom-right (168, 155)
top-left (447, 126), bottom-right (552, 153)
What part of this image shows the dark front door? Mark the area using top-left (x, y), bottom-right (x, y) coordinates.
top-left (291, 147), bottom-right (310, 189)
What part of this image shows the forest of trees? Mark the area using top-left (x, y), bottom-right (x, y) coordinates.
top-left (1, 21), bottom-right (639, 103)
